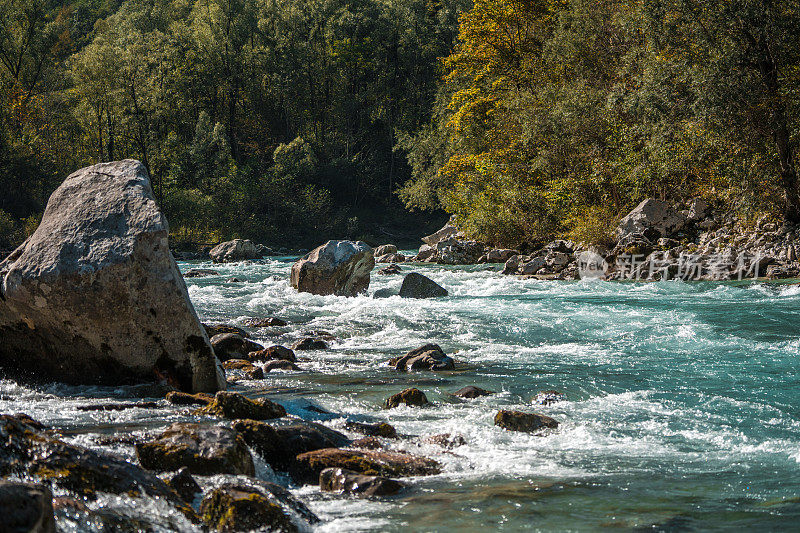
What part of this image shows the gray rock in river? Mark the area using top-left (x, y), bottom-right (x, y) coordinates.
top-left (394, 343), bottom-right (454, 371)
top-left (0, 160), bottom-right (225, 393)
top-left (494, 410), bottom-right (559, 433)
top-left (210, 332), bottom-right (263, 361)
top-left (291, 240), bottom-right (374, 296)
top-left (320, 467), bottom-right (405, 497)
top-left (209, 238), bottom-right (261, 263)
top-left (399, 272), bottom-right (448, 298)
top-left (0, 480), bottom-right (55, 533)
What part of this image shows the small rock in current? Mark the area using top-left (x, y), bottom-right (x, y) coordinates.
top-left (385, 388), bottom-right (429, 408)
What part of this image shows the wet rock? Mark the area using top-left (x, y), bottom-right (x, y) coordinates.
top-left (453, 386), bottom-right (494, 399)
top-left (8, 413), bottom-right (48, 430)
top-left (136, 422), bottom-right (255, 476)
top-left (247, 345), bottom-right (296, 362)
top-left (209, 239), bottom-right (261, 263)
top-left (166, 391), bottom-right (214, 406)
top-left (0, 160), bottom-right (225, 393)
top-left (221, 359), bottom-right (264, 379)
top-left (533, 390), bottom-right (566, 405)
top-left (291, 338), bottom-right (328, 350)
top-left (233, 419), bottom-right (350, 470)
top-left (424, 433), bottom-right (467, 449)
top-left (376, 253), bottom-right (406, 263)
top-left (494, 410), bottom-right (559, 433)
top-left (616, 198), bottom-right (688, 240)
top-left (351, 437), bottom-right (383, 449)
top-left (200, 485), bottom-right (297, 533)
top-left (197, 391), bottom-right (286, 420)
top-left (374, 244), bottom-right (398, 256)
top-left (373, 288), bottom-right (397, 298)
top-left (210, 333), bottom-right (263, 361)
top-left (162, 467), bottom-right (201, 503)
top-left (263, 360), bottom-right (302, 372)
top-left (0, 481), bottom-right (55, 533)
top-left (0, 416), bottom-right (194, 516)
top-left (422, 217), bottom-right (458, 246)
top-left (377, 264), bottom-right (403, 275)
top-left (291, 448), bottom-right (441, 484)
top-left (385, 388), bottom-right (429, 408)
top-left (415, 243), bottom-right (436, 262)
top-left (394, 343), bottom-right (454, 371)
top-left (290, 240), bottom-right (374, 296)
top-left (225, 277), bottom-right (243, 283)
top-left (76, 401), bottom-right (159, 411)
top-left (243, 317), bottom-right (288, 328)
top-left (398, 272), bottom-right (448, 298)
top-left (184, 268), bottom-right (220, 278)
top-left (320, 467), bottom-right (404, 497)
top-left (344, 421), bottom-right (398, 439)
top-left (202, 323), bottom-right (249, 338)
top-left (303, 329), bottom-right (336, 340)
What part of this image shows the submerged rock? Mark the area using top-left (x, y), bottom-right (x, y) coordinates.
top-left (165, 391), bottom-right (214, 406)
top-left (533, 390), bottom-right (566, 405)
top-left (291, 337), bottom-right (328, 350)
top-left (453, 386), bottom-right (494, 399)
top-left (320, 467), bottom-right (405, 497)
top-left (0, 480), bottom-right (55, 533)
top-left (162, 467), bottom-right (201, 503)
top-left (200, 485), bottom-right (297, 533)
top-left (136, 422), bottom-right (255, 476)
top-left (184, 268), bottom-right (220, 278)
top-left (248, 345), bottom-right (296, 362)
top-left (0, 415), bottom-right (194, 517)
top-left (244, 317), bottom-right (288, 328)
top-left (290, 240), bottom-right (374, 296)
top-left (221, 359), bottom-right (263, 379)
top-left (291, 448), bottom-right (441, 484)
top-left (0, 160), bottom-right (225, 393)
top-left (210, 333), bottom-right (263, 361)
top-left (394, 343), bottom-right (454, 371)
top-left (233, 419), bottom-right (350, 470)
top-left (263, 360), bottom-right (302, 372)
top-left (423, 433), bottom-right (467, 449)
top-left (494, 410), bottom-right (559, 433)
top-left (344, 421), bottom-right (398, 439)
top-left (197, 391), bottom-right (286, 420)
top-left (377, 264), bottom-right (403, 275)
top-left (399, 273), bottom-right (448, 298)
top-left (385, 388), bottom-right (429, 408)
top-left (209, 239), bottom-right (261, 263)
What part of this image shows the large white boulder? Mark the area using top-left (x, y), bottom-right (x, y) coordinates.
top-left (0, 160), bottom-right (225, 392)
top-left (421, 216), bottom-right (458, 246)
top-left (290, 240), bottom-right (374, 296)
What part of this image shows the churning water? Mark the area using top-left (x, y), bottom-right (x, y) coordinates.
top-left (3, 255), bottom-right (800, 531)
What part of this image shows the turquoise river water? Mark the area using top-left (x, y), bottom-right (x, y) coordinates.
top-left (2, 255), bottom-right (800, 531)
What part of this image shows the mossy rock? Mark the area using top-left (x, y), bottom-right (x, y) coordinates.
top-left (200, 485), bottom-right (297, 532)
top-left (196, 391), bottom-right (285, 420)
top-left (494, 410), bottom-right (559, 433)
top-left (344, 421), bottom-right (398, 438)
top-left (384, 388), bottom-right (428, 408)
top-left (290, 448), bottom-right (440, 485)
top-left (136, 422), bottom-right (255, 476)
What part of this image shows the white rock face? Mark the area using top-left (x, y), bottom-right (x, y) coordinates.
top-left (0, 160), bottom-right (225, 392)
top-left (422, 217), bottom-right (458, 246)
top-left (290, 240), bottom-right (374, 296)
top-left (209, 239), bottom-right (261, 263)
top-left (615, 199), bottom-right (688, 240)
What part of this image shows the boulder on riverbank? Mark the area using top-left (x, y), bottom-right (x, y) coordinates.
top-left (0, 160), bottom-right (225, 393)
top-left (209, 239), bottom-right (261, 263)
top-left (615, 198), bottom-right (688, 241)
top-left (398, 273), bottom-right (448, 298)
top-left (136, 422), bottom-right (255, 476)
top-left (290, 240), bottom-right (374, 296)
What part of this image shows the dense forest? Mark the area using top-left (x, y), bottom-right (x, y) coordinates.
top-left (2, 0), bottom-right (800, 250)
